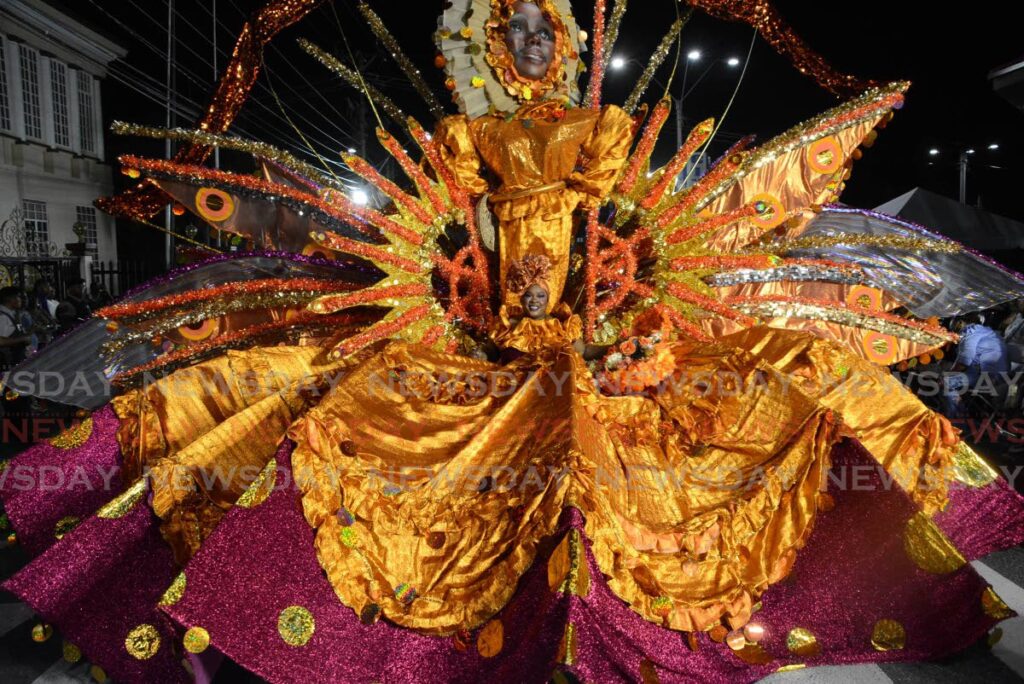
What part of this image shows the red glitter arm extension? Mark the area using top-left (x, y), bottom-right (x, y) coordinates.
top-left (685, 0), bottom-right (879, 97)
top-left (97, 0), bottom-right (327, 220)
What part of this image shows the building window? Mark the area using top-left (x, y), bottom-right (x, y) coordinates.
top-left (75, 206), bottom-right (98, 256)
top-left (18, 44), bottom-right (42, 139)
top-left (0, 37), bottom-right (11, 131)
top-left (76, 70), bottom-right (95, 154)
top-left (50, 60), bottom-right (70, 147)
top-left (22, 200), bottom-right (49, 257)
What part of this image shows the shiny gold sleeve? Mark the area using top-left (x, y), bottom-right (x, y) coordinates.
top-left (569, 105), bottom-right (634, 208)
top-left (435, 114), bottom-right (489, 196)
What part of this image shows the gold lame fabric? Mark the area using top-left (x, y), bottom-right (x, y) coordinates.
top-left (288, 312), bottom-right (850, 634)
top-left (112, 345), bottom-right (355, 563)
top-left (436, 103), bottom-right (633, 305)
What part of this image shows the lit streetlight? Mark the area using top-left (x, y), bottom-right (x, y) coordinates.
top-left (351, 189), bottom-right (369, 206)
top-left (726, 57), bottom-right (741, 67)
top-left (988, 143), bottom-right (1000, 150)
top-left (687, 49), bottom-right (702, 62)
top-left (928, 148), bottom-right (940, 156)
top-left (610, 55), bottom-right (627, 71)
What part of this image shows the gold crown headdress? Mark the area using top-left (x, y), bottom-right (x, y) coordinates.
top-left (437, 0), bottom-right (586, 118)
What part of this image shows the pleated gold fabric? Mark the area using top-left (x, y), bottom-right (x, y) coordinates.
top-left (436, 102), bottom-right (634, 304)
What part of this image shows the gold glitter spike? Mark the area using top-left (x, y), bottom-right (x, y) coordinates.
top-left (953, 442), bottom-right (998, 488)
top-left (159, 572), bottom-right (187, 607)
top-left (48, 417), bottom-right (93, 449)
top-left (125, 624), bottom-right (161, 660)
top-left (298, 40), bottom-right (408, 127)
top-left (871, 619), bottom-right (906, 651)
top-left (476, 619), bottom-right (504, 658)
top-left (903, 511), bottom-right (966, 574)
top-left (62, 641), bottom-right (82, 664)
top-left (183, 627), bottom-right (210, 654)
top-left (54, 516), bottom-right (80, 540)
top-left (776, 664), bottom-right (807, 673)
top-left (556, 623), bottom-right (578, 665)
top-left (278, 606), bottom-right (315, 647)
top-left (772, 234), bottom-right (960, 255)
top-left (111, 122), bottom-right (343, 191)
top-left (97, 478), bottom-right (148, 520)
top-left (624, 18), bottom-right (684, 114)
top-left (982, 587), bottom-right (1014, 620)
top-left (236, 459), bottom-right (278, 509)
top-left (786, 627), bottom-right (821, 657)
top-left (357, 2), bottom-right (445, 120)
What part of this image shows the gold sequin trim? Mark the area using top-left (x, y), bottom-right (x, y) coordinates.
top-left (953, 442), bottom-right (998, 488)
top-left (159, 572), bottom-right (187, 607)
top-left (125, 623), bottom-right (161, 660)
top-left (982, 587), bottom-right (1013, 620)
top-left (548, 529), bottom-right (590, 597)
top-left (786, 627), bottom-right (821, 657)
top-left (183, 626), bottom-right (210, 654)
top-left (48, 417), bottom-right (93, 449)
top-left (62, 641), bottom-right (82, 664)
top-left (97, 478), bottom-right (148, 520)
top-left (776, 664), bottom-right (807, 673)
top-left (54, 516), bottom-right (80, 540)
top-left (733, 643), bottom-right (773, 665)
top-left (277, 606), bottom-right (315, 647)
top-left (903, 512), bottom-right (966, 574)
top-left (557, 622), bottom-right (577, 666)
top-left (236, 458), bottom-right (277, 508)
top-left (871, 619), bottom-right (906, 651)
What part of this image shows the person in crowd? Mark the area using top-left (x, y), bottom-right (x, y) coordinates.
top-left (56, 278), bottom-right (92, 333)
top-left (944, 313), bottom-right (1010, 417)
top-left (0, 286), bottom-right (33, 369)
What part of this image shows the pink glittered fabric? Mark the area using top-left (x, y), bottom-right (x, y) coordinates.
top-left (160, 439), bottom-right (1017, 683)
top-left (3, 490), bottom-right (187, 683)
top-left (0, 404), bottom-right (123, 556)
top-left (934, 475), bottom-right (1024, 560)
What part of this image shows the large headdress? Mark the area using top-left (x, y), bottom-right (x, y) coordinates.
top-left (505, 254), bottom-right (553, 297)
top-left (437, 0), bottom-right (586, 119)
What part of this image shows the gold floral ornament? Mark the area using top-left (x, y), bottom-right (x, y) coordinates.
top-left (62, 641), bottom-right (82, 664)
top-left (54, 516), bottom-right (80, 540)
top-left (278, 606), bottom-right (316, 647)
top-left (436, 0), bottom-right (585, 118)
top-left (786, 627), bottom-right (821, 657)
top-left (125, 623), bottom-right (161, 660)
top-left (871, 619), bottom-right (906, 651)
top-left (183, 626), bottom-right (211, 654)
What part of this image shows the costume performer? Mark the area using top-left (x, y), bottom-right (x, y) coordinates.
top-left (3, 0), bottom-right (1024, 682)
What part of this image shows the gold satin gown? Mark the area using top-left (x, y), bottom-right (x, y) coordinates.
top-left (112, 101), bottom-right (962, 636)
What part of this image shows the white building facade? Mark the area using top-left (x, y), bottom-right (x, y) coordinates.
top-left (0, 0), bottom-right (125, 268)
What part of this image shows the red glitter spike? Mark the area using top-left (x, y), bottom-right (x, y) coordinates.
top-left (342, 154), bottom-right (434, 227)
top-left (640, 119), bottom-right (714, 211)
top-left (308, 284), bottom-right (432, 315)
top-left (331, 304), bottom-right (432, 359)
top-left (312, 231), bottom-right (423, 273)
top-left (377, 129), bottom-right (448, 216)
top-left (617, 99), bottom-right (672, 195)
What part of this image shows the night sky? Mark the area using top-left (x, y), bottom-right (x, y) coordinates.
top-left (54, 1), bottom-right (1024, 261)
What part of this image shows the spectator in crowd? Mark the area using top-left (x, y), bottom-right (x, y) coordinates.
top-left (999, 300), bottom-right (1024, 343)
top-left (0, 286), bottom-right (33, 369)
top-left (944, 313), bottom-right (1010, 417)
top-left (89, 279), bottom-right (113, 308)
top-left (56, 277), bottom-right (92, 332)
top-left (29, 279), bottom-right (60, 347)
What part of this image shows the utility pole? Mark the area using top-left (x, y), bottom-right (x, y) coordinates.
top-left (958, 151), bottom-right (968, 204)
top-left (165, 0), bottom-right (176, 267)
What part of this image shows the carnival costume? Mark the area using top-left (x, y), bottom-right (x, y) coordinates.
top-left (3, 0), bottom-right (1024, 682)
